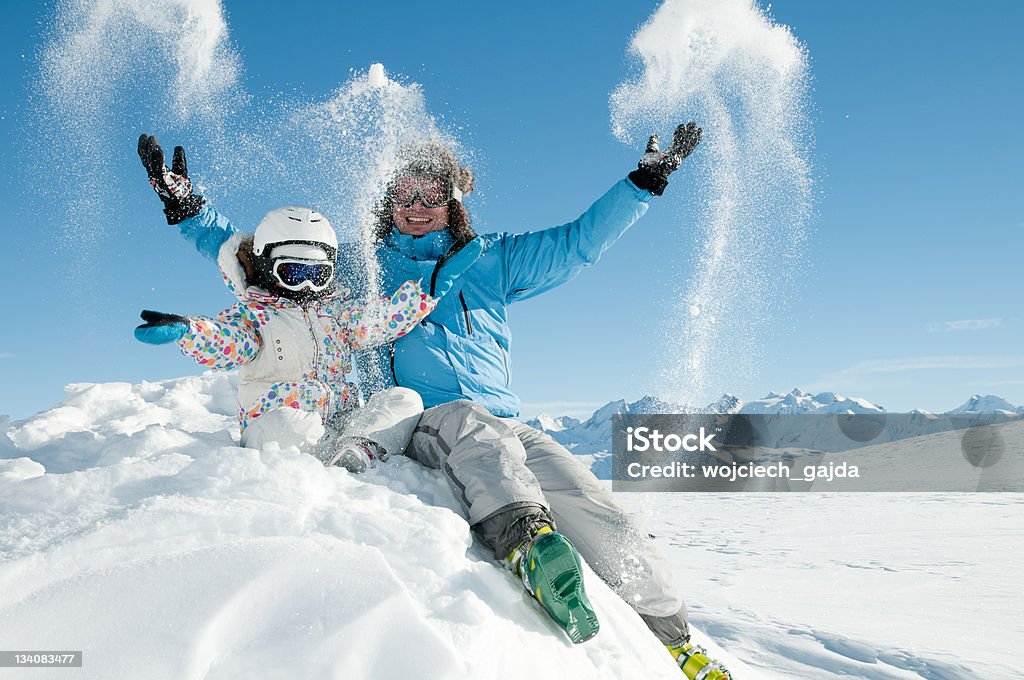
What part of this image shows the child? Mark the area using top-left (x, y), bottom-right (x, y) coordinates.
top-left (135, 205), bottom-right (481, 470)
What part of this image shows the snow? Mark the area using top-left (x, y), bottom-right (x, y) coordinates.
top-left (611, 0), bottom-right (812, 408)
top-left (627, 492), bottom-right (1022, 678)
top-left (524, 414), bottom-right (581, 433)
top-left (0, 373), bottom-right (752, 679)
top-left (3, 374), bottom-right (1021, 678)
top-left (610, 0), bottom-right (806, 139)
top-left (41, 0), bottom-right (241, 124)
top-left (368, 63), bottom-right (388, 88)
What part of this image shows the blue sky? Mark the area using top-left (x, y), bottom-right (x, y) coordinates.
top-left (1, 1), bottom-right (1022, 421)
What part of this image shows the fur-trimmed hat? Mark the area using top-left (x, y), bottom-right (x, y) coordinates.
top-left (372, 141), bottom-right (477, 243)
top-left (399, 141), bottom-right (475, 198)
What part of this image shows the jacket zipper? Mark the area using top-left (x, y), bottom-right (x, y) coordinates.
top-left (429, 240), bottom-right (469, 296)
top-left (303, 307), bottom-right (320, 371)
top-left (500, 344), bottom-right (510, 386)
top-left (389, 344), bottom-right (398, 384)
top-left (304, 305), bottom-right (330, 413)
top-left (459, 291), bottom-right (473, 335)
top-left (429, 253), bottom-right (450, 296)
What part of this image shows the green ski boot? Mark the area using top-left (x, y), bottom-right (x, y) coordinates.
top-left (667, 640), bottom-right (732, 679)
top-left (509, 528), bottom-right (600, 644)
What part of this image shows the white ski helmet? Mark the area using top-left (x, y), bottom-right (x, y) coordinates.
top-left (253, 206), bottom-right (338, 258)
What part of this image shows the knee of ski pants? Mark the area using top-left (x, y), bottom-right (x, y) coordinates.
top-left (240, 407), bottom-right (325, 450)
top-left (349, 387), bottom-right (424, 456)
top-left (436, 399), bottom-right (492, 424)
top-left (363, 386), bottom-right (422, 410)
top-left (415, 400), bottom-right (515, 457)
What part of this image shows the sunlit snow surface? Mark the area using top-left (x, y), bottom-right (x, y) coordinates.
top-left (2, 373), bottom-right (1020, 678)
top-left (0, 373), bottom-right (747, 680)
top-left (630, 493), bottom-right (1020, 679)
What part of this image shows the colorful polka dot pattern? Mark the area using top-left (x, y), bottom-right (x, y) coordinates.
top-left (240, 380), bottom-right (355, 431)
top-left (175, 279), bottom-right (435, 431)
top-left (177, 304), bottom-right (261, 369)
top-left (331, 280), bottom-right (437, 349)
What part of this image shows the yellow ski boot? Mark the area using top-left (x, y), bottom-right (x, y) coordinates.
top-left (667, 640), bottom-right (732, 679)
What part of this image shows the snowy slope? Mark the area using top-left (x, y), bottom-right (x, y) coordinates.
top-left (518, 393), bottom-right (1024, 677)
top-left (0, 373), bottom-right (759, 680)
top-left (622, 492), bottom-right (1022, 679)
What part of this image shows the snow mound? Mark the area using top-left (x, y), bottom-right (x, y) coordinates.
top-left (0, 373), bottom-right (746, 679)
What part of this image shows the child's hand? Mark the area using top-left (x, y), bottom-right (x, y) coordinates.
top-left (134, 310), bottom-right (190, 345)
top-left (431, 237), bottom-right (485, 298)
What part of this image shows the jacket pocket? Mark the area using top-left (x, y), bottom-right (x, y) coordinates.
top-left (496, 340), bottom-right (511, 387)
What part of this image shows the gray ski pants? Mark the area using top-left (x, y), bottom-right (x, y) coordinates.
top-left (406, 399), bottom-right (689, 645)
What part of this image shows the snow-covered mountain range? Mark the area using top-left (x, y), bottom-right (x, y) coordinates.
top-left (526, 389), bottom-right (1024, 457)
top-left (947, 394), bottom-right (1023, 415)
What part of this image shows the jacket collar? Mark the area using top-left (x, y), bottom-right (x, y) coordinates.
top-left (384, 226), bottom-right (455, 262)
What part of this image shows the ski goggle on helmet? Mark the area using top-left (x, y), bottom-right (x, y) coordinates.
top-left (253, 207), bottom-right (338, 293)
top-left (388, 173), bottom-right (463, 208)
top-left (270, 247), bottom-right (335, 293)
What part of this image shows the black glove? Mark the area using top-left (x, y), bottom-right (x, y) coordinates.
top-left (627, 122), bottom-right (702, 196)
top-left (137, 134), bottom-right (206, 225)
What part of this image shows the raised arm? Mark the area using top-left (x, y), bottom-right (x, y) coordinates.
top-left (332, 280), bottom-right (436, 351)
top-left (502, 122), bottom-right (701, 304)
top-left (332, 236), bottom-right (484, 349)
top-left (138, 134), bottom-right (238, 261)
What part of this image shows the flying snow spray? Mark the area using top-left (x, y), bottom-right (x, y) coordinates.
top-left (611, 0), bottom-right (812, 408)
top-left (36, 0), bottom-right (243, 275)
top-left (271, 63), bottom-right (458, 296)
top-left (35, 0), bottom-right (457, 335)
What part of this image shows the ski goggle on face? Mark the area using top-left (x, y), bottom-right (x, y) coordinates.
top-left (272, 259), bottom-right (335, 292)
top-left (388, 173), bottom-right (462, 208)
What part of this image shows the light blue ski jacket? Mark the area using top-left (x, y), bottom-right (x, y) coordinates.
top-left (176, 178), bottom-right (652, 417)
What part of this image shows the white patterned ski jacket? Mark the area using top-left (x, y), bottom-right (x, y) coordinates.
top-left (174, 233), bottom-right (436, 431)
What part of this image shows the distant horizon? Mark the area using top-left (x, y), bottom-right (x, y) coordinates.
top-left (520, 387), bottom-right (1024, 422)
top-left (6, 371), bottom-right (1019, 426)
